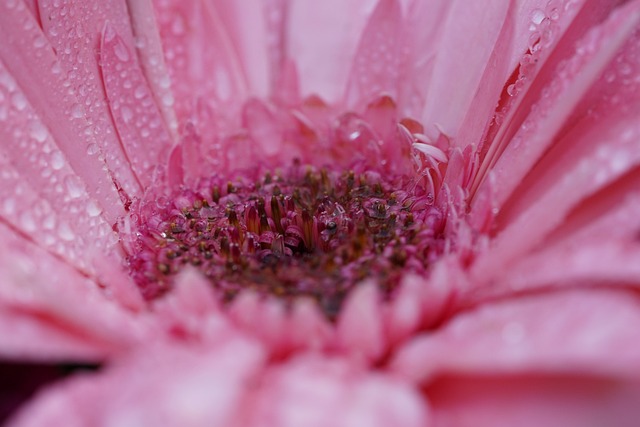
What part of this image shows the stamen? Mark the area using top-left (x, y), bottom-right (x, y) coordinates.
top-left (127, 163), bottom-right (445, 319)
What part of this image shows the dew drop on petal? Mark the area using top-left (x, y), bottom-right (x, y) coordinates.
top-left (64, 175), bottom-right (84, 199)
top-left (28, 121), bottom-right (48, 143)
top-left (86, 143), bottom-right (99, 155)
top-left (86, 200), bottom-right (102, 217)
top-left (11, 92), bottom-right (27, 111)
top-left (70, 103), bottom-right (84, 118)
top-left (49, 151), bottom-right (65, 170)
top-left (531, 9), bottom-right (546, 26)
top-left (57, 221), bottom-right (75, 241)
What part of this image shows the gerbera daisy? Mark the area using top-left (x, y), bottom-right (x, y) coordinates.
top-left (1, 0), bottom-right (640, 425)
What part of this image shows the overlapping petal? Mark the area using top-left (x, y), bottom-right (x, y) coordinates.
top-left (1, 0), bottom-right (640, 424)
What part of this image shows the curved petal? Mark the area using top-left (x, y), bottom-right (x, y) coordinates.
top-left (0, 225), bottom-right (145, 362)
top-left (392, 289), bottom-right (640, 383)
top-left (6, 337), bottom-right (266, 427)
top-left (38, 0), bottom-right (143, 200)
top-left (248, 354), bottom-right (430, 427)
top-left (0, 2), bottom-right (124, 222)
top-left (100, 22), bottom-right (174, 189)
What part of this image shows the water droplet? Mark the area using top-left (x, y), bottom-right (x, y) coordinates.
top-left (86, 143), bottom-right (99, 155)
top-left (162, 93), bottom-right (174, 107)
top-left (70, 103), bottom-right (84, 118)
top-left (11, 93), bottom-right (27, 111)
top-left (86, 200), bottom-right (102, 217)
top-left (134, 86), bottom-right (146, 99)
top-left (33, 36), bottom-right (47, 48)
top-left (171, 15), bottom-right (186, 35)
top-left (121, 106), bottom-right (133, 123)
top-left (113, 40), bottom-right (130, 62)
top-left (531, 9), bottom-right (545, 26)
top-left (51, 61), bottom-right (62, 74)
top-left (134, 36), bottom-right (147, 49)
top-left (57, 221), bottom-right (75, 241)
top-left (43, 213), bottom-right (56, 230)
top-left (50, 151), bottom-right (65, 170)
top-left (28, 121), bottom-right (48, 143)
top-left (3, 198), bottom-right (16, 215)
top-left (159, 75), bottom-right (171, 89)
top-left (20, 211), bottom-right (36, 232)
top-left (64, 175), bottom-right (84, 198)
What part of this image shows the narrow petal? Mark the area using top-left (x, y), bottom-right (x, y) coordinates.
top-left (344, 0), bottom-right (403, 108)
top-left (151, 0), bottom-right (249, 126)
top-left (7, 338), bottom-right (266, 427)
top-left (427, 374), bottom-right (640, 427)
top-left (392, 289), bottom-right (640, 383)
top-left (249, 355), bottom-right (430, 427)
top-left (421, 0), bottom-right (509, 138)
top-left (126, 0), bottom-right (179, 138)
top-left (336, 282), bottom-right (385, 361)
top-left (100, 23), bottom-right (174, 190)
top-left (286, 0), bottom-right (378, 104)
top-left (473, 108), bottom-right (640, 282)
top-left (0, 59), bottom-right (118, 274)
top-left (453, 0), bottom-right (516, 150)
top-left (37, 0), bottom-right (143, 200)
top-left (211, 0), bottom-right (271, 98)
top-left (394, 0), bottom-right (451, 118)
top-left (0, 2), bottom-right (123, 222)
top-left (488, 241), bottom-right (640, 297)
top-left (0, 225), bottom-right (143, 362)
top-left (473, 0), bottom-right (638, 203)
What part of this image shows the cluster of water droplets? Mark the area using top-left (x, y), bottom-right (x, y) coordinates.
top-left (0, 64), bottom-right (115, 271)
top-left (505, 0), bottom-right (576, 98)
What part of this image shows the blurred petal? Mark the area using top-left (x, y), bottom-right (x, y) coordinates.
top-left (392, 289), bottom-right (640, 382)
top-left (7, 338), bottom-right (266, 427)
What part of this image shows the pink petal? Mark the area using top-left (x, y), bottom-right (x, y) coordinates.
top-left (0, 62), bottom-right (118, 274)
top-left (336, 282), bottom-right (385, 361)
top-left (488, 241), bottom-right (640, 297)
top-left (469, 170), bottom-right (640, 299)
top-left (7, 338), bottom-right (266, 427)
top-left (38, 0), bottom-right (143, 200)
top-left (392, 289), bottom-right (640, 383)
top-left (226, 292), bottom-right (286, 351)
top-left (428, 374), bottom-right (640, 427)
top-left (286, 298), bottom-right (333, 352)
top-left (394, 0), bottom-right (450, 117)
top-left (151, 0), bottom-right (249, 126)
top-left (473, 0), bottom-right (638, 203)
top-left (249, 354), bottom-right (430, 427)
top-left (0, 2), bottom-right (123, 222)
top-left (0, 225), bottom-right (143, 362)
top-left (473, 108), bottom-right (640, 282)
top-left (344, 0), bottom-right (403, 108)
top-left (420, 0), bottom-right (510, 138)
top-left (453, 0), bottom-right (516, 150)
top-left (151, 269), bottom-right (229, 341)
top-left (286, 0), bottom-right (378, 104)
top-left (212, 0), bottom-right (271, 98)
top-left (546, 169), bottom-right (640, 247)
top-left (384, 275), bottom-right (423, 346)
top-left (100, 23), bottom-right (174, 189)
top-left (125, 0), bottom-right (179, 138)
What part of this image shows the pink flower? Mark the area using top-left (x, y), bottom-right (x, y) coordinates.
top-left (2, 0), bottom-right (640, 425)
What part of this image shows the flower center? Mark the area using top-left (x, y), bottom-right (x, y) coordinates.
top-left (127, 162), bottom-right (444, 318)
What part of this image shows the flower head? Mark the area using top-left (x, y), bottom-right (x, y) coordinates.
top-left (2, 0), bottom-right (640, 425)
